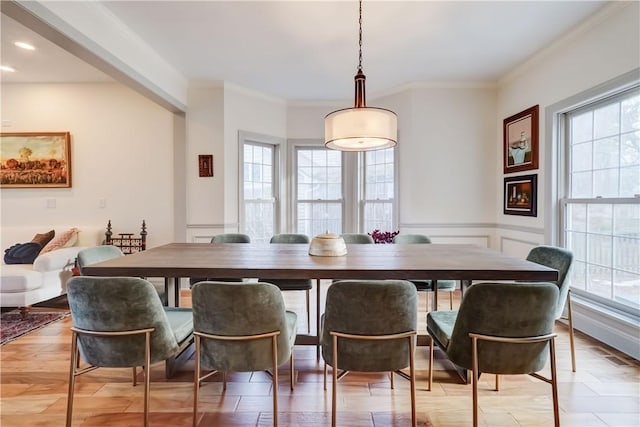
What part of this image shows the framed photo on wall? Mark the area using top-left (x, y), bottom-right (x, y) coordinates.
top-left (503, 105), bottom-right (539, 174)
top-left (504, 174), bottom-right (537, 217)
top-left (0, 132), bottom-right (72, 188)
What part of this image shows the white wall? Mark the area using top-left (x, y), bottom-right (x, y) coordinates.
top-left (496, 1), bottom-right (640, 254)
top-left (1, 83), bottom-right (176, 247)
top-left (495, 1), bottom-right (640, 358)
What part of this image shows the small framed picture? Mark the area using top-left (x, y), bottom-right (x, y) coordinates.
top-left (198, 154), bottom-right (213, 177)
top-left (504, 174), bottom-right (537, 217)
top-left (503, 105), bottom-right (539, 174)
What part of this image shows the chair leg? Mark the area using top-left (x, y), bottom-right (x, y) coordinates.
top-left (332, 335), bottom-right (338, 427)
top-left (271, 335), bottom-right (279, 427)
top-left (471, 336), bottom-right (479, 427)
top-left (409, 335), bottom-right (417, 427)
top-left (143, 331), bottom-right (151, 427)
top-left (223, 372), bottom-right (227, 391)
top-left (133, 367), bottom-right (137, 386)
top-left (428, 335), bottom-right (433, 391)
top-left (290, 352), bottom-right (295, 391)
top-left (324, 362), bottom-right (327, 391)
top-left (550, 337), bottom-right (560, 427)
top-left (390, 371), bottom-right (395, 389)
top-left (495, 374), bottom-right (499, 391)
top-left (567, 291), bottom-right (577, 372)
top-left (193, 335), bottom-right (201, 427)
top-left (449, 291), bottom-right (454, 310)
top-left (65, 331), bottom-right (79, 427)
top-left (306, 289), bottom-right (311, 333)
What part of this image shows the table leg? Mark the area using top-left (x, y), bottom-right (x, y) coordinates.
top-left (432, 280), bottom-right (439, 311)
top-left (316, 278), bottom-right (321, 362)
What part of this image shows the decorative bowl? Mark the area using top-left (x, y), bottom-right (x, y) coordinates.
top-left (309, 232), bottom-right (347, 257)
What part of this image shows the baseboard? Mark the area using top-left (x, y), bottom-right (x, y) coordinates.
top-left (570, 296), bottom-right (640, 360)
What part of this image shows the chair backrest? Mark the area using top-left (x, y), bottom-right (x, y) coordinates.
top-left (77, 245), bottom-right (124, 272)
top-left (446, 282), bottom-right (559, 374)
top-left (211, 233), bottom-right (251, 244)
top-left (191, 281), bottom-right (293, 372)
top-left (66, 276), bottom-right (179, 367)
top-left (321, 280), bottom-right (417, 372)
top-left (393, 234), bottom-right (431, 244)
top-left (270, 233), bottom-right (310, 244)
top-left (341, 233), bottom-right (374, 244)
top-left (526, 245), bottom-right (573, 319)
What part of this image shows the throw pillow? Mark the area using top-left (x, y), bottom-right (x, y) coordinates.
top-left (31, 230), bottom-right (55, 248)
top-left (40, 227), bottom-right (79, 254)
top-left (4, 242), bottom-right (42, 264)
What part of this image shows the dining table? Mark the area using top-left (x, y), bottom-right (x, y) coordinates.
top-left (81, 242), bottom-right (559, 348)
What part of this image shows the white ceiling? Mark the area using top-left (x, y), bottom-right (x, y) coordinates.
top-left (1, 1), bottom-right (608, 102)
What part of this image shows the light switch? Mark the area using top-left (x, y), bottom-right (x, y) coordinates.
top-left (99, 198), bottom-right (106, 208)
top-left (46, 198), bottom-right (56, 208)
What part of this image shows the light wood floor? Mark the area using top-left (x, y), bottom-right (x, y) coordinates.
top-left (1, 282), bottom-right (639, 427)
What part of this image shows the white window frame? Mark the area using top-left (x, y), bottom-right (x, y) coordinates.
top-left (360, 147), bottom-right (399, 233)
top-left (546, 69), bottom-right (640, 318)
top-left (288, 139), bottom-right (398, 235)
top-left (238, 131), bottom-right (285, 241)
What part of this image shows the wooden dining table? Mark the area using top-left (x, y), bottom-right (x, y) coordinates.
top-left (82, 242), bottom-right (559, 348)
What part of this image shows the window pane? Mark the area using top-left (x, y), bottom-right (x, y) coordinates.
top-left (571, 111), bottom-right (592, 144)
top-left (243, 142), bottom-right (276, 242)
top-left (566, 231), bottom-right (587, 262)
top-left (613, 270), bottom-right (640, 309)
top-left (587, 264), bottom-right (612, 299)
top-left (621, 95), bottom-right (640, 133)
top-left (614, 236), bottom-right (640, 274)
top-left (593, 168), bottom-right (619, 197)
top-left (620, 166), bottom-right (639, 197)
top-left (587, 204), bottom-right (612, 234)
top-left (593, 103), bottom-right (620, 139)
top-left (571, 171), bottom-right (592, 198)
top-left (298, 183), bottom-right (312, 200)
top-left (298, 150), bottom-right (312, 167)
top-left (569, 260), bottom-right (587, 291)
top-left (571, 142), bottom-right (592, 172)
top-left (363, 148), bottom-right (395, 230)
top-left (621, 130), bottom-right (639, 167)
top-left (593, 136), bottom-right (619, 169)
top-left (567, 203), bottom-right (587, 232)
top-left (587, 234), bottom-right (612, 267)
top-left (614, 204), bottom-right (640, 237)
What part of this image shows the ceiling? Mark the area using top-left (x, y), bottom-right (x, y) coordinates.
top-left (1, 1), bottom-right (608, 102)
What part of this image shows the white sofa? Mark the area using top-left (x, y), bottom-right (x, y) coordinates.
top-left (1, 226), bottom-right (104, 308)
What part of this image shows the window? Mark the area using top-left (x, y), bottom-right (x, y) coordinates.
top-left (241, 137), bottom-right (279, 243)
top-left (295, 147), bottom-right (343, 236)
top-left (561, 86), bottom-right (640, 313)
top-left (291, 141), bottom-right (397, 236)
top-left (362, 148), bottom-right (396, 233)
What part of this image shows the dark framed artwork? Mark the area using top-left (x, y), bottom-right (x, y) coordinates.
top-left (504, 174), bottom-right (537, 217)
top-left (0, 132), bottom-right (72, 188)
top-left (503, 105), bottom-right (539, 174)
top-left (198, 154), bottom-right (213, 177)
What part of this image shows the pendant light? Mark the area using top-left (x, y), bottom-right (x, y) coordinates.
top-left (324, 0), bottom-right (397, 152)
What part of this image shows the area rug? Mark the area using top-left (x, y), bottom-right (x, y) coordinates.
top-left (0, 310), bottom-right (69, 345)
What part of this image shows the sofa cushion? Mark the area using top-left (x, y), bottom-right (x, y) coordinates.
top-left (40, 228), bottom-right (79, 255)
top-left (4, 242), bottom-right (42, 264)
top-left (0, 265), bottom-right (43, 292)
top-left (33, 247), bottom-right (85, 272)
top-left (31, 230), bottom-right (55, 248)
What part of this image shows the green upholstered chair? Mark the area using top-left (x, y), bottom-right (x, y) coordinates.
top-left (65, 276), bottom-right (194, 427)
top-left (261, 234), bottom-right (313, 332)
top-left (191, 281), bottom-right (297, 427)
top-left (321, 280), bottom-right (418, 427)
top-left (427, 282), bottom-right (560, 427)
top-left (77, 245), bottom-right (167, 305)
top-left (189, 233), bottom-right (251, 287)
top-left (340, 233), bottom-right (375, 244)
top-left (526, 245), bottom-right (576, 372)
top-left (393, 234), bottom-right (458, 310)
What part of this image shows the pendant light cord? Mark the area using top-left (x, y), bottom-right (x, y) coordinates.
top-left (358, 0), bottom-right (363, 72)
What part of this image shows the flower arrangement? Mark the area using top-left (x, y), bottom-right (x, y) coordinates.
top-left (369, 229), bottom-right (400, 244)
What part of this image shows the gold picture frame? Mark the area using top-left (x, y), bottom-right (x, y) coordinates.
top-left (0, 132), bottom-right (72, 188)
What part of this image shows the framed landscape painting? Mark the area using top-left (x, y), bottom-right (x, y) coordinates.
top-left (503, 105), bottom-right (539, 174)
top-left (504, 174), bottom-right (537, 217)
top-left (0, 132), bottom-right (72, 188)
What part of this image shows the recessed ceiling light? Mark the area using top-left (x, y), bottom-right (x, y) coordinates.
top-left (0, 66), bottom-right (16, 72)
top-left (14, 41), bottom-right (35, 50)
